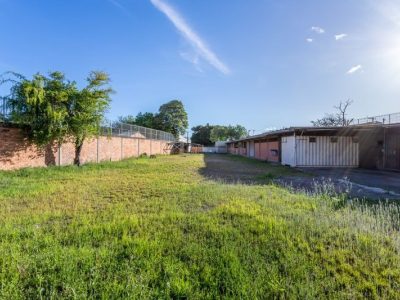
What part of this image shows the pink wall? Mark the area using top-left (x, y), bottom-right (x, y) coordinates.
top-left (0, 126), bottom-right (172, 170)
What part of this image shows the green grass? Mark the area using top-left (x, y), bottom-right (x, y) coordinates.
top-left (0, 154), bottom-right (399, 299)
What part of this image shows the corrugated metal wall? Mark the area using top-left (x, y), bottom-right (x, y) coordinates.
top-left (296, 136), bottom-right (358, 167)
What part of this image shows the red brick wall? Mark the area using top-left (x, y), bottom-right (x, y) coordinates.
top-left (0, 126), bottom-right (171, 170)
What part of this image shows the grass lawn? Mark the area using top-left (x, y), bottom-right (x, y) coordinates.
top-left (0, 154), bottom-right (399, 299)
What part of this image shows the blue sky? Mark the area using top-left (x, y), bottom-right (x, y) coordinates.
top-left (1, 0), bottom-right (400, 133)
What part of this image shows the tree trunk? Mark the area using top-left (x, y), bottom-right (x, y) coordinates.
top-left (74, 140), bottom-right (84, 166)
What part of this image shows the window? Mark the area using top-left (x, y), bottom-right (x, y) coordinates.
top-left (352, 137), bottom-right (359, 143)
top-left (330, 137), bottom-right (338, 143)
top-left (281, 137), bottom-right (287, 143)
top-left (270, 149), bottom-right (279, 156)
top-left (309, 137), bottom-right (316, 143)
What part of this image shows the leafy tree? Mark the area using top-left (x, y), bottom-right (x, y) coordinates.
top-left (210, 124), bottom-right (247, 142)
top-left (68, 72), bottom-right (112, 165)
top-left (118, 112), bottom-right (157, 128)
top-left (191, 124), bottom-right (214, 146)
top-left (156, 100), bottom-right (188, 138)
top-left (5, 71), bottom-right (112, 166)
top-left (134, 112), bottom-right (157, 128)
top-left (312, 100), bottom-right (354, 127)
top-left (118, 115), bottom-right (136, 125)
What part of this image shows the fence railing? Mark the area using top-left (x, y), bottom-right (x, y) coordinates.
top-left (0, 97), bottom-right (9, 121)
top-left (0, 101), bottom-right (176, 141)
top-left (351, 112), bottom-right (400, 126)
top-left (100, 120), bottom-right (176, 141)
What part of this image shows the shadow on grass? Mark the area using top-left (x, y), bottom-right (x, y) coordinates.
top-left (198, 153), bottom-right (303, 185)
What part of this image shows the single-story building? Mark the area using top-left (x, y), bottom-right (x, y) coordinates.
top-left (227, 123), bottom-right (400, 171)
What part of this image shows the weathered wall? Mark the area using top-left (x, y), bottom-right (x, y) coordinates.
top-left (0, 126), bottom-right (171, 170)
top-left (254, 141), bottom-right (279, 162)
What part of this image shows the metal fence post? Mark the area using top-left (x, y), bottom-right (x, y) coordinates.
top-left (58, 144), bottom-right (62, 166)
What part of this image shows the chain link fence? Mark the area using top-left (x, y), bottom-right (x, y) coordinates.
top-left (100, 119), bottom-right (176, 141)
top-left (0, 100), bottom-right (175, 142)
top-left (351, 112), bottom-right (400, 126)
top-left (0, 97), bottom-right (9, 122)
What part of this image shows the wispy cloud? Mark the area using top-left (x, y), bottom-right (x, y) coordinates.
top-left (311, 26), bottom-right (325, 34)
top-left (347, 65), bottom-right (362, 74)
top-left (107, 0), bottom-right (131, 16)
top-left (150, 0), bottom-right (230, 75)
top-left (306, 38), bottom-right (313, 43)
top-left (335, 33), bottom-right (347, 40)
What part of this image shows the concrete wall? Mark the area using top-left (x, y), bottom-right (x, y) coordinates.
top-left (0, 126), bottom-right (171, 170)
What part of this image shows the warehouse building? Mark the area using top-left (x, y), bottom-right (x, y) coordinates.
top-left (227, 117), bottom-right (400, 171)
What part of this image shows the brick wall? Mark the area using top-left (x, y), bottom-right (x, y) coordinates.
top-left (0, 126), bottom-right (172, 170)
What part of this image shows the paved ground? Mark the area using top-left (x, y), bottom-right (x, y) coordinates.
top-left (277, 168), bottom-right (400, 200)
top-left (201, 154), bottom-right (400, 200)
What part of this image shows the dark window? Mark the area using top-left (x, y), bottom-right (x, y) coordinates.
top-left (330, 137), bottom-right (338, 143)
top-left (377, 140), bottom-right (384, 146)
top-left (309, 137), bottom-right (316, 143)
top-left (270, 149), bottom-right (279, 156)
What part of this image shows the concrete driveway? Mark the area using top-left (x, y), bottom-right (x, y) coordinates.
top-left (278, 168), bottom-right (400, 200)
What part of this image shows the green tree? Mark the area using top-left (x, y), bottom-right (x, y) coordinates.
top-left (68, 72), bottom-right (112, 165)
top-left (118, 112), bottom-right (157, 128)
top-left (6, 71), bottom-right (112, 166)
top-left (156, 100), bottom-right (188, 138)
top-left (118, 115), bottom-right (136, 125)
top-left (210, 124), bottom-right (247, 142)
top-left (191, 124), bottom-right (214, 146)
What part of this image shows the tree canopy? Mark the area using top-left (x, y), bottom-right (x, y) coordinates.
top-left (4, 71), bottom-right (112, 165)
top-left (157, 100), bottom-right (188, 138)
top-left (191, 124), bottom-right (214, 146)
top-left (118, 100), bottom-right (188, 138)
top-left (191, 124), bottom-right (247, 145)
top-left (119, 112), bottom-right (157, 129)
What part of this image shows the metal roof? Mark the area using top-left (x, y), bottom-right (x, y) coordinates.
top-left (226, 124), bottom-right (392, 144)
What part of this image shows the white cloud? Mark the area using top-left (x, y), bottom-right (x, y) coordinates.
top-left (306, 38), bottom-right (313, 43)
top-left (311, 26), bottom-right (325, 34)
top-left (347, 65), bottom-right (362, 74)
top-left (107, 0), bottom-right (131, 15)
top-left (150, 0), bottom-right (230, 75)
top-left (335, 33), bottom-right (347, 40)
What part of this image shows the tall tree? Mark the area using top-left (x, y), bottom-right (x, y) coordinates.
top-left (5, 71), bottom-right (112, 166)
top-left (191, 124), bottom-right (214, 145)
top-left (156, 100), bottom-right (188, 138)
top-left (68, 72), bottom-right (112, 165)
top-left (311, 99), bottom-right (354, 127)
top-left (210, 124), bottom-right (247, 142)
